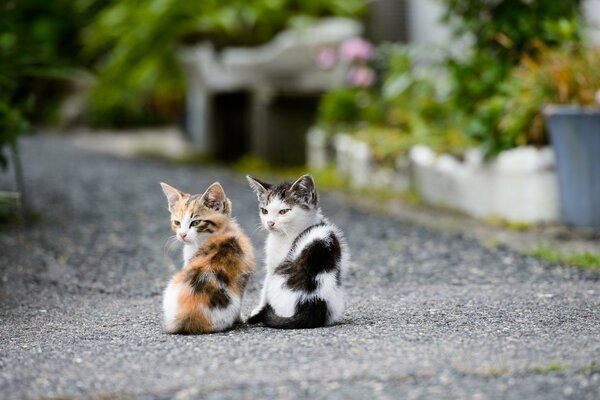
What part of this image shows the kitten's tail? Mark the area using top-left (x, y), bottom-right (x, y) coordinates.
top-left (251, 300), bottom-right (328, 329)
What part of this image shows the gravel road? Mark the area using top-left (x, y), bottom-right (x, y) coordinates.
top-left (1, 136), bottom-right (599, 399)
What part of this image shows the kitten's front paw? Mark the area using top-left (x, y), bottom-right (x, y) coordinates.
top-left (249, 307), bottom-right (262, 318)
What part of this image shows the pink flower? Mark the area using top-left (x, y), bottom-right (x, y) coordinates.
top-left (315, 47), bottom-right (338, 70)
top-left (347, 66), bottom-right (375, 87)
top-left (339, 37), bottom-right (373, 61)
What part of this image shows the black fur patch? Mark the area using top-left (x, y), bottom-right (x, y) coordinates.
top-left (215, 270), bottom-right (230, 286)
top-left (211, 237), bottom-right (243, 268)
top-left (209, 288), bottom-right (230, 308)
top-left (247, 307), bottom-right (268, 324)
top-left (258, 299), bottom-right (328, 329)
top-left (185, 269), bottom-right (211, 293)
top-left (184, 268), bottom-right (231, 309)
top-left (196, 220), bottom-right (216, 233)
top-left (260, 181), bottom-right (318, 209)
top-left (275, 232), bottom-right (341, 292)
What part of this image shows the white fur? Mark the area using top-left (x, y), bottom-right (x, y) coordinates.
top-left (207, 289), bottom-right (242, 331)
top-left (163, 280), bottom-right (184, 333)
top-left (266, 274), bottom-right (301, 317)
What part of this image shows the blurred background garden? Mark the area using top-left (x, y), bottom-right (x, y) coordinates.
top-left (1, 0), bottom-right (600, 229)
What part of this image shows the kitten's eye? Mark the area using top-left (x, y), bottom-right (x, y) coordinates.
top-left (190, 220), bottom-right (200, 227)
top-left (279, 209), bottom-right (290, 215)
top-left (260, 208), bottom-right (268, 215)
top-left (173, 220), bottom-right (180, 226)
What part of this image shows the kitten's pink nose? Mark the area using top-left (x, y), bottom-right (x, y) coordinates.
top-left (179, 232), bottom-right (187, 240)
top-left (267, 221), bottom-right (275, 228)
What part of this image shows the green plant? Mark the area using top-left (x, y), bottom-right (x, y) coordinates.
top-left (318, 88), bottom-right (365, 127)
top-left (83, 0), bottom-right (367, 127)
top-left (529, 363), bottom-right (567, 374)
top-left (441, 0), bottom-right (583, 108)
top-left (504, 46), bottom-right (600, 133)
top-left (470, 45), bottom-right (600, 157)
top-left (577, 362), bottom-right (599, 375)
top-left (0, 0), bottom-right (97, 215)
top-left (1, 0), bottom-right (95, 167)
top-left (317, 44), bottom-right (472, 159)
top-left (527, 246), bottom-right (600, 269)
top-left (439, 0), bottom-right (584, 157)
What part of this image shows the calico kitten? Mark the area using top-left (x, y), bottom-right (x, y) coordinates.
top-left (160, 182), bottom-right (254, 334)
top-left (246, 174), bottom-right (348, 329)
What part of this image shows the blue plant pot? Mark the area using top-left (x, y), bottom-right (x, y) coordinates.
top-left (544, 105), bottom-right (600, 228)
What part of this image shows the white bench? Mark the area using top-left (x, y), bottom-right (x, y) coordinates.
top-left (177, 17), bottom-right (362, 154)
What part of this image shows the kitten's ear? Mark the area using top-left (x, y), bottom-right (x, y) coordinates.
top-left (201, 182), bottom-right (230, 214)
top-left (160, 182), bottom-right (184, 212)
top-left (290, 174), bottom-right (318, 206)
top-left (246, 175), bottom-right (271, 197)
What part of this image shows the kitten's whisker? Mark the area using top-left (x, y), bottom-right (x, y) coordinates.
top-left (281, 226), bottom-right (292, 242)
top-left (163, 235), bottom-right (181, 260)
top-left (251, 223), bottom-right (265, 237)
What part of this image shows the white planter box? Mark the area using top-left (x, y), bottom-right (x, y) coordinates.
top-left (333, 133), bottom-right (355, 177)
top-left (306, 127), bottom-right (330, 170)
top-left (410, 145), bottom-right (560, 223)
top-left (330, 133), bottom-right (409, 191)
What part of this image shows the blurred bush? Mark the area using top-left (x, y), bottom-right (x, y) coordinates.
top-left (317, 0), bottom-right (587, 160)
top-left (0, 0), bottom-right (103, 168)
top-left (440, 0), bottom-right (584, 157)
top-left (83, 0), bottom-right (367, 127)
top-left (498, 45), bottom-right (600, 151)
top-left (317, 43), bottom-right (471, 161)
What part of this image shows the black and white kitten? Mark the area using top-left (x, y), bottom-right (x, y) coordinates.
top-left (246, 174), bottom-right (348, 329)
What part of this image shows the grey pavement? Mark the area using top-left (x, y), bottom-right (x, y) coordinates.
top-left (1, 136), bottom-right (599, 399)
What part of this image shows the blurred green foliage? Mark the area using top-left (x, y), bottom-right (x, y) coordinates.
top-left (0, 0), bottom-right (367, 135)
top-left (318, 0), bottom-right (587, 159)
top-left (0, 0), bottom-right (101, 168)
top-left (318, 45), bottom-right (472, 162)
top-left (319, 88), bottom-right (364, 127)
top-left (83, 0), bottom-right (367, 127)
top-left (495, 45), bottom-right (600, 153)
top-left (527, 246), bottom-right (600, 269)
top-left (440, 0), bottom-right (584, 157)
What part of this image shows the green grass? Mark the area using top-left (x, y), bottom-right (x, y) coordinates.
top-left (0, 191), bottom-right (21, 206)
top-left (485, 215), bottom-right (532, 231)
top-left (480, 362), bottom-right (600, 378)
top-left (388, 241), bottom-right (402, 252)
top-left (527, 246), bottom-right (600, 269)
top-left (576, 362), bottom-right (599, 375)
top-left (0, 191), bottom-right (23, 226)
top-left (136, 148), bottom-right (215, 166)
top-left (0, 197), bottom-right (43, 227)
top-left (529, 363), bottom-right (567, 374)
